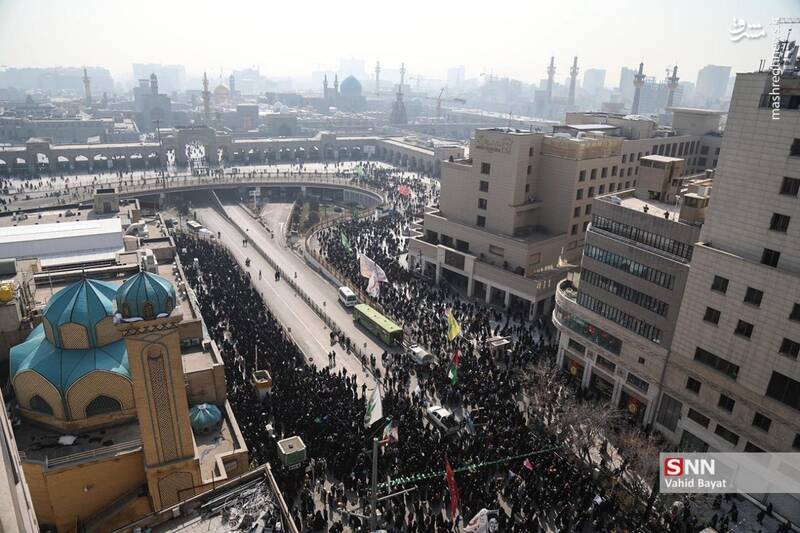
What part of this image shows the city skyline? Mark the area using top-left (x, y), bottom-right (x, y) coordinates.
top-left (0, 0), bottom-right (795, 85)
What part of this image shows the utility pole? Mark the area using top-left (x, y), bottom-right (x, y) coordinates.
top-left (153, 119), bottom-right (165, 184)
top-left (370, 436), bottom-right (379, 531)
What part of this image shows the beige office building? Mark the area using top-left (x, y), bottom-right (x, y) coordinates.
top-left (409, 110), bottom-right (723, 318)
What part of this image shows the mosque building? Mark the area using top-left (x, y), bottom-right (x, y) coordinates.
top-left (1, 200), bottom-right (251, 532)
top-left (321, 73), bottom-right (365, 111)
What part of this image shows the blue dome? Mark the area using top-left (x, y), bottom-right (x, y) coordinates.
top-left (10, 323), bottom-right (129, 395)
top-left (340, 75), bottom-right (362, 97)
top-left (189, 403), bottom-right (222, 435)
top-left (42, 279), bottom-right (118, 348)
top-left (116, 271), bottom-right (177, 320)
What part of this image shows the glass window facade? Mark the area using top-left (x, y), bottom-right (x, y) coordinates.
top-left (592, 215), bottom-right (693, 260)
top-left (555, 304), bottom-right (622, 354)
top-left (576, 292), bottom-right (663, 343)
top-left (584, 245), bottom-right (675, 289)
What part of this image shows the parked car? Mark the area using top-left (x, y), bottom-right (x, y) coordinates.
top-left (424, 405), bottom-right (460, 435)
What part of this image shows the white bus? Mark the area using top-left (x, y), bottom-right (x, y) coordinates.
top-left (337, 286), bottom-right (358, 307)
top-left (186, 220), bottom-right (204, 233)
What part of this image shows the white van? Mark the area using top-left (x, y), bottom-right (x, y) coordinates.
top-left (337, 286), bottom-right (358, 307)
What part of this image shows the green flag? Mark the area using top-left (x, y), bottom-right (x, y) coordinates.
top-left (340, 232), bottom-right (352, 252)
top-left (448, 364), bottom-right (458, 385)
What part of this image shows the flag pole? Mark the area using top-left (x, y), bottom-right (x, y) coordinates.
top-left (370, 436), bottom-right (379, 531)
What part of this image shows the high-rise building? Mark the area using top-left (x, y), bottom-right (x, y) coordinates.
top-left (660, 68), bottom-right (800, 456)
top-left (447, 66), bottom-right (466, 89)
top-left (554, 163), bottom-right (714, 421)
top-left (583, 69), bottom-right (606, 93)
top-left (132, 64), bottom-right (186, 93)
top-left (695, 65), bottom-right (732, 103)
top-left (619, 67), bottom-right (636, 100)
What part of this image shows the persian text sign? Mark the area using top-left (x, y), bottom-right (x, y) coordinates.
top-left (659, 453), bottom-right (800, 494)
top-left (474, 134), bottom-right (513, 154)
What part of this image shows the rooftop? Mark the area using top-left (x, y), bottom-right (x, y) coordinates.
top-left (666, 107), bottom-right (727, 116)
top-left (599, 190), bottom-right (682, 221)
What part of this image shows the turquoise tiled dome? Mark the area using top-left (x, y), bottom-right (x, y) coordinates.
top-left (42, 279), bottom-right (118, 348)
top-left (189, 403), bottom-right (222, 435)
top-left (116, 271), bottom-right (177, 320)
top-left (340, 75), bottom-right (362, 97)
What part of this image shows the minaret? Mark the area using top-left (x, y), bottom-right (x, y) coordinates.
top-left (631, 61), bottom-right (645, 114)
top-left (202, 72), bottom-right (211, 124)
top-left (333, 73), bottom-right (339, 95)
top-left (390, 62), bottom-right (408, 125)
top-left (568, 56), bottom-right (579, 105)
top-left (115, 272), bottom-right (202, 511)
top-left (546, 56), bottom-right (556, 102)
top-left (150, 73), bottom-right (158, 96)
top-left (666, 65), bottom-right (679, 108)
top-left (82, 67), bottom-right (91, 105)
top-left (323, 73), bottom-right (329, 98)
top-left (229, 74), bottom-right (236, 95)
top-left (375, 61), bottom-right (381, 95)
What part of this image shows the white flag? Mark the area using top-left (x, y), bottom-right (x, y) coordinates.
top-left (364, 387), bottom-right (383, 428)
top-left (367, 273), bottom-right (381, 298)
top-left (359, 253), bottom-right (375, 279)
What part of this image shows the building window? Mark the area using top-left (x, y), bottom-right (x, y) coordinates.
top-left (656, 394), bottom-right (682, 432)
top-left (576, 292), bottom-right (662, 343)
top-left (627, 167), bottom-right (633, 176)
top-left (791, 303), bottom-right (800, 322)
top-left (571, 224), bottom-right (578, 235)
top-left (579, 170), bottom-right (586, 181)
top-left (489, 245), bottom-right (504, 256)
top-left (687, 408), bottom-right (710, 428)
top-left (734, 320), bottom-right (753, 339)
top-left (790, 138), bottom-right (800, 157)
top-left (766, 371), bottom-right (800, 411)
top-left (525, 183), bottom-right (530, 192)
top-left (718, 394), bottom-right (735, 412)
top-left (680, 430), bottom-right (709, 452)
top-left (440, 234), bottom-right (454, 247)
top-left (596, 354), bottom-right (616, 372)
top-left (573, 207), bottom-right (581, 217)
top-left (610, 183), bottom-right (616, 192)
top-left (744, 287), bottom-right (764, 307)
top-left (622, 154), bottom-right (627, 163)
top-left (780, 176), bottom-right (800, 196)
top-left (590, 169), bottom-right (597, 180)
top-left (527, 165), bottom-right (532, 175)
top-left (752, 412), bottom-right (772, 432)
top-left (761, 248), bottom-right (781, 267)
top-left (588, 187), bottom-right (595, 197)
top-left (476, 215), bottom-right (486, 227)
top-left (626, 372), bottom-right (650, 393)
top-left (585, 204), bottom-right (592, 215)
top-left (703, 307), bottom-right (721, 325)
top-left (711, 275), bottom-right (729, 294)
top-left (601, 167), bottom-right (608, 178)
top-left (598, 185), bottom-right (605, 194)
top-left (29, 394), bottom-right (53, 416)
top-left (478, 198), bottom-right (487, 210)
top-left (612, 166), bottom-right (618, 176)
top-left (576, 189), bottom-right (583, 200)
top-left (85, 395), bottom-right (122, 417)
top-left (770, 213), bottom-right (791, 232)
top-left (481, 162), bottom-right (491, 174)
top-left (455, 239), bottom-right (470, 253)
top-left (625, 181), bottom-right (630, 188)
top-left (714, 424), bottom-right (740, 446)
top-left (745, 442), bottom-right (766, 452)
top-left (794, 434), bottom-right (800, 451)
top-left (581, 269), bottom-right (669, 316)
top-left (479, 180), bottom-right (489, 192)
top-left (583, 245), bottom-right (675, 289)
top-left (694, 347), bottom-right (739, 380)
top-left (779, 338), bottom-right (800, 359)
top-left (567, 338), bottom-right (585, 354)
top-left (529, 147), bottom-right (534, 156)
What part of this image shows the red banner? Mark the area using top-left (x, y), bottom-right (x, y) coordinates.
top-left (445, 455), bottom-right (459, 518)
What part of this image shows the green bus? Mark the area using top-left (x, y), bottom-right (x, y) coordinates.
top-left (353, 304), bottom-right (404, 346)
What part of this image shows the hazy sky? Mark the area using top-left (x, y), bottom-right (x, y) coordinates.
top-left (0, 0), bottom-right (797, 85)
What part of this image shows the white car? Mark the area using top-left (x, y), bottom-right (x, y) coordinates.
top-left (406, 344), bottom-right (434, 365)
top-left (424, 406), bottom-right (460, 435)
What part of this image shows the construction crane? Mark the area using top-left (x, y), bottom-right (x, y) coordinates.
top-left (435, 87), bottom-right (466, 118)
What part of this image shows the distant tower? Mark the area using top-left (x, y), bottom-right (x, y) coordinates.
top-left (333, 73), bottom-right (339, 94)
top-left (546, 56), bottom-right (556, 102)
top-left (229, 74), bottom-right (236, 95)
top-left (666, 65), bottom-right (679, 108)
top-left (150, 73), bottom-right (159, 96)
top-left (390, 62), bottom-right (408, 125)
top-left (375, 61), bottom-right (381, 95)
top-left (202, 72), bottom-right (211, 124)
top-left (631, 62), bottom-right (645, 114)
top-left (82, 67), bottom-right (91, 105)
top-left (568, 56), bottom-right (579, 105)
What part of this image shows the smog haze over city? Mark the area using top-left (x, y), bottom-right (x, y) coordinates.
top-left (0, 1), bottom-right (799, 533)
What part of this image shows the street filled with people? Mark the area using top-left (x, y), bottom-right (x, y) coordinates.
top-left (164, 162), bottom-right (767, 533)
